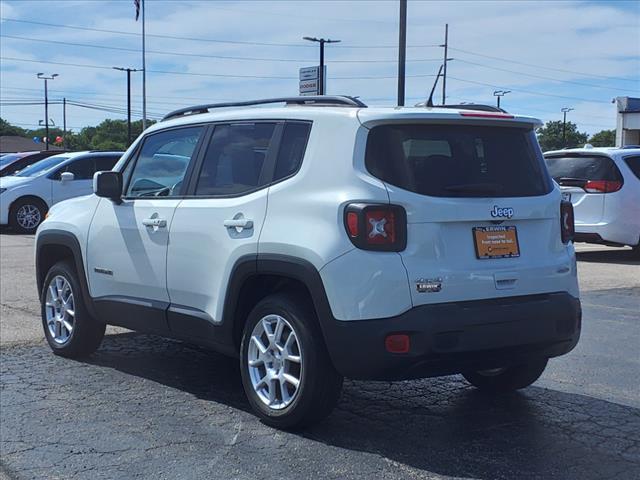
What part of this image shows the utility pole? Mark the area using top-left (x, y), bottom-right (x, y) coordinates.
top-left (397, 0), bottom-right (407, 106)
top-left (113, 67), bottom-right (141, 145)
top-left (493, 90), bottom-right (510, 109)
top-left (141, 0), bottom-right (147, 129)
top-left (441, 24), bottom-right (449, 105)
top-left (302, 36), bottom-right (341, 95)
top-left (561, 107), bottom-right (574, 147)
top-left (37, 73), bottom-right (58, 151)
top-left (63, 97), bottom-right (67, 150)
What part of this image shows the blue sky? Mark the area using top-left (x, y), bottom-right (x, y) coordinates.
top-left (1, 0), bottom-right (638, 135)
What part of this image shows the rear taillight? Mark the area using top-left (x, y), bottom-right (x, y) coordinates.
top-left (344, 203), bottom-right (407, 251)
top-left (584, 180), bottom-right (622, 193)
top-left (560, 200), bottom-right (575, 244)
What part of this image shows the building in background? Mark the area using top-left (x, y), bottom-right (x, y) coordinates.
top-left (616, 97), bottom-right (640, 147)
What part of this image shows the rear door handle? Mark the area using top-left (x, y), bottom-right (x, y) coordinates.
top-left (224, 218), bottom-right (253, 230)
top-left (142, 218), bottom-right (167, 228)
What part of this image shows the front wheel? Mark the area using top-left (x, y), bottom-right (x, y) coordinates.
top-left (41, 260), bottom-right (105, 358)
top-left (10, 198), bottom-right (47, 233)
top-left (240, 293), bottom-right (343, 429)
top-left (462, 358), bottom-right (548, 392)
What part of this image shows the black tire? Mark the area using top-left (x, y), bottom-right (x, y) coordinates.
top-left (9, 197), bottom-right (47, 233)
top-left (41, 260), bottom-right (105, 358)
top-left (631, 242), bottom-right (640, 259)
top-left (240, 293), bottom-right (343, 429)
top-left (462, 358), bottom-right (548, 392)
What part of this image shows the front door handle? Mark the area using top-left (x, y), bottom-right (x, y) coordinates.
top-left (142, 217), bottom-right (167, 228)
top-left (224, 218), bottom-right (253, 230)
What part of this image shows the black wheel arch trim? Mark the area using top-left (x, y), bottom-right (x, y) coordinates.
top-left (222, 253), bottom-right (337, 353)
top-left (36, 229), bottom-right (98, 320)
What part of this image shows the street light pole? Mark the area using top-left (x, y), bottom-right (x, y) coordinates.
top-left (493, 90), bottom-right (510, 109)
top-left (561, 107), bottom-right (574, 147)
top-left (113, 67), bottom-right (141, 146)
top-left (37, 73), bottom-right (58, 151)
top-left (302, 36), bottom-right (341, 95)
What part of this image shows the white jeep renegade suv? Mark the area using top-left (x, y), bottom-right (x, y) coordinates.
top-left (35, 96), bottom-right (581, 428)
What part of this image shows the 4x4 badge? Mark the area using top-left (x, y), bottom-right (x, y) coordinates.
top-left (490, 206), bottom-right (514, 219)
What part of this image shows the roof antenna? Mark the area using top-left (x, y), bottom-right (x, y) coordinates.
top-left (426, 64), bottom-right (444, 107)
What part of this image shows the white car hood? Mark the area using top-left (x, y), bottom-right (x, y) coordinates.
top-left (0, 176), bottom-right (31, 190)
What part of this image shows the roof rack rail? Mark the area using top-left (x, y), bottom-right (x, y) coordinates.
top-left (414, 102), bottom-right (507, 113)
top-left (162, 95), bottom-right (367, 121)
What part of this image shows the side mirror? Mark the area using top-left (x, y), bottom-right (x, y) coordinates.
top-left (94, 171), bottom-right (122, 202)
top-left (60, 171), bottom-right (75, 183)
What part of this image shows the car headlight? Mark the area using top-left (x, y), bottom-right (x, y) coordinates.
top-left (0, 188), bottom-right (6, 194)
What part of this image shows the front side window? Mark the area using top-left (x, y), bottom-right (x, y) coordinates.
top-left (59, 157), bottom-right (95, 180)
top-left (95, 155), bottom-right (121, 172)
top-left (366, 124), bottom-right (552, 198)
top-left (195, 123), bottom-right (276, 196)
top-left (126, 126), bottom-right (204, 197)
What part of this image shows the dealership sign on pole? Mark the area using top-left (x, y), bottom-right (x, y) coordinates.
top-left (299, 66), bottom-right (326, 96)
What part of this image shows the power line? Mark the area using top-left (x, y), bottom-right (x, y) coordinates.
top-left (0, 17), bottom-right (439, 49)
top-left (0, 34), bottom-right (442, 64)
top-left (0, 56), bottom-right (437, 80)
top-left (447, 76), bottom-right (613, 104)
top-left (455, 58), bottom-right (638, 93)
top-left (448, 46), bottom-right (639, 84)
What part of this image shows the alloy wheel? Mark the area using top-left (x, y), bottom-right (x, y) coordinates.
top-left (16, 204), bottom-right (41, 230)
top-left (247, 314), bottom-right (303, 410)
top-left (45, 275), bottom-right (75, 345)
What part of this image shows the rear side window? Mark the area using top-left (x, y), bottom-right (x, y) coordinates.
top-left (366, 124), bottom-right (551, 197)
top-left (624, 156), bottom-right (640, 180)
top-left (195, 123), bottom-right (276, 196)
top-left (545, 155), bottom-right (622, 182)
top-left (274, 122), bottom-right (311, 181)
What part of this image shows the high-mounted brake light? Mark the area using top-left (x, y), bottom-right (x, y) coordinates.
top-left (460, 112), bottom-right (514, 119)
top-left (584, 180), bottom-right (622, 193)
top-left (344, 203), bottom-right (407, 251)
top-left (560, 200), bottom-right (575, 244)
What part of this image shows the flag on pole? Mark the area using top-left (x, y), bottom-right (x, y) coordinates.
top-left (134, 0), bottom-right (141, 21)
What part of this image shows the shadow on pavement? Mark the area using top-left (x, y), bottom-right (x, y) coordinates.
top-left (83, 332), bottom-right (640, 479)
top-left (576, 247), bottom-right (639, 265)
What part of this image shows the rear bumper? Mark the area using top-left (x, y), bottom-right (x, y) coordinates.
top-left (322, 292), bottom-right (581, 380)
top-left (575, 222), bottom-right (639, 247)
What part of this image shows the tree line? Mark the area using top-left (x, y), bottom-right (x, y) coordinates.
top-left (0, 118), bottom-right (155, 151)
top-left (1, 117), bottom-right (615, 153)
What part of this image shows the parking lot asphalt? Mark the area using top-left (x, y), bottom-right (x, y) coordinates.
top-left (1, 232), bottom-right (639, 479)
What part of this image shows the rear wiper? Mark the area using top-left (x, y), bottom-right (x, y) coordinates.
top-left (555, 177), bottom-right (587, 187)
top-left (444, 183), bottom-right (504, 194)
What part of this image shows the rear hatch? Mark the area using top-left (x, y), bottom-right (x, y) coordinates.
top-left (364, 121), bottom-right (570, 306)
top-left (544, 153), bottom-right (623, 226)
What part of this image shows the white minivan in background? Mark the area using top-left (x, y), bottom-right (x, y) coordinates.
top-left (544, 146), bottom-right (640, 255)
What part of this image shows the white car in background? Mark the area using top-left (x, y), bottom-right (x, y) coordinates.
top-left (0, 150), bottom-right (122, 233)
top-left (544, 146), bottom-right (640, 254)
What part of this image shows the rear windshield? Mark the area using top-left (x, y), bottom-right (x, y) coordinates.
top-left (365, 124), bottom-right (551, 197)
top-left (544, 155), bottom-right (622, 182)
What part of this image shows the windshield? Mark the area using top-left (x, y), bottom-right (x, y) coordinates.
top-left (0, 154), bottom-right (24, 167)
top-left (16, 156), bottom-right (70, 177)
top-left (365, 124), bottom-right (552, 198)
